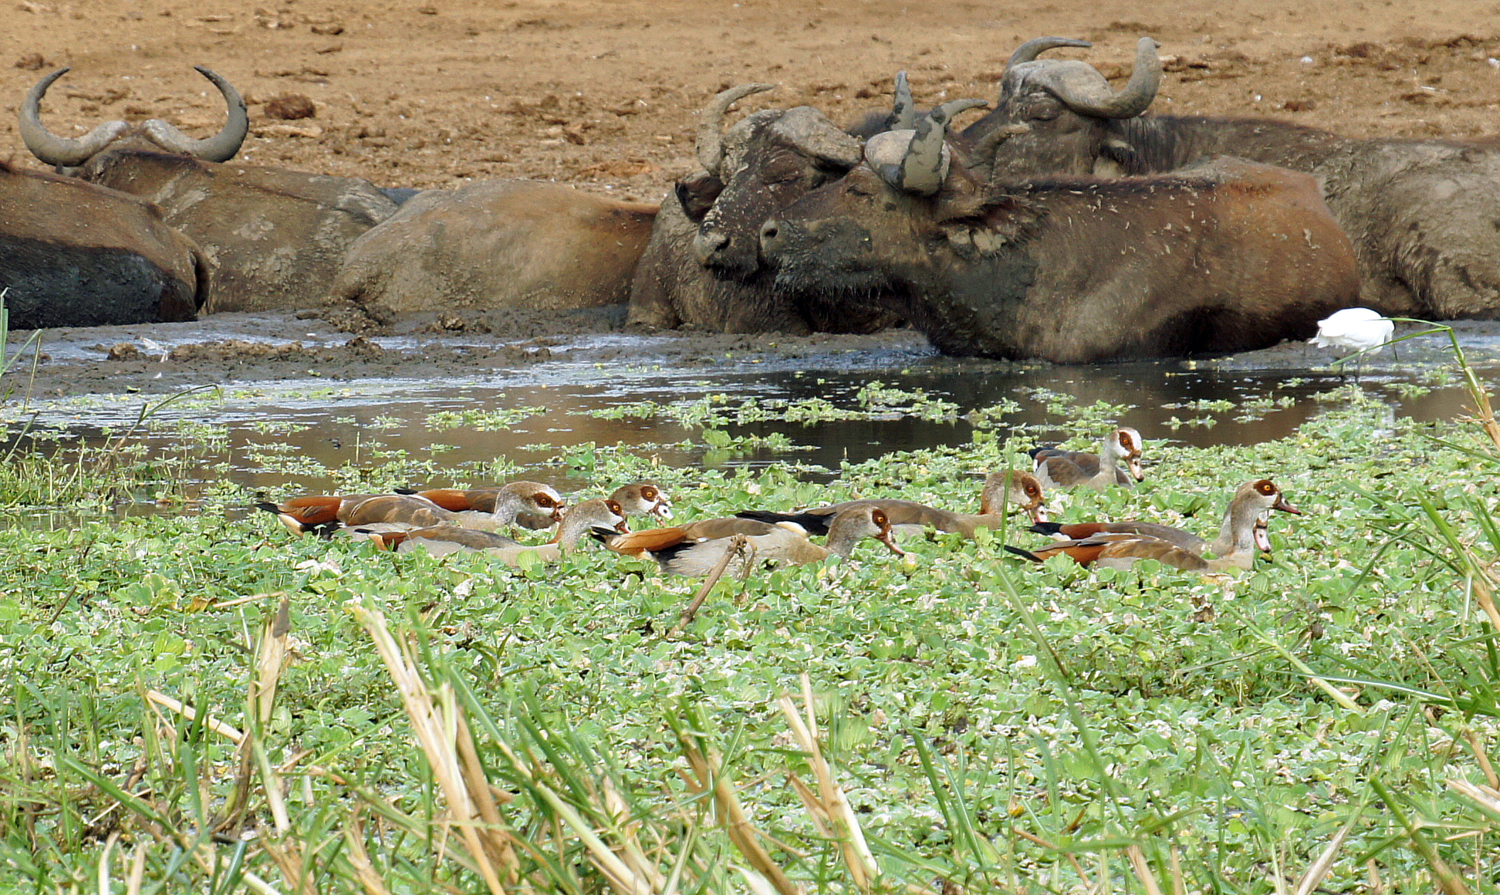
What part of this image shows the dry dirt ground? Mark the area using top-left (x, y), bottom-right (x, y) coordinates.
top-left (4, 0), bottom-right (1500, 395)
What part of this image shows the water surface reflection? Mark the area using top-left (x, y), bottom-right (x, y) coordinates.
top-left (3, 345), bottom-right (1483, 506)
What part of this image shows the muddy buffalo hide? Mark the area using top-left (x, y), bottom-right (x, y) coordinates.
top-left (329, 180), bottom-right (657, 319)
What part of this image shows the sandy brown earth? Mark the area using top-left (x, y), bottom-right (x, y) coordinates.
top-left (4, 0), bottom-right (1500, 395)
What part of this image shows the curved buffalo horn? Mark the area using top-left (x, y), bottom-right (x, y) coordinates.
top-left (895, 98), bottom-right (988, 196)
top-left (20, 65), bottom-right (248, 167)
top-left (139, 65), bottom-right (249, 162)
top-left (695, 82), bottom-right (775, 175)
top-left (1005, 36), bottom-right (1092, 70)
top-left (19, 67), bottom-right (130, 167)
top-left (891, 71), bottom-right (915, 130)
top-left (1041, 36), bottom-right (1161, 119)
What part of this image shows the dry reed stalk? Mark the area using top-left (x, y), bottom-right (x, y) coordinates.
top-left (1290, 823), bottom-right (1352, 895)
top-left (598, 773), bottom-right (670, 892)
top-left (1446, 778), bottom-right (1500, 818)
top-left (1125, 845), bottom-right (1164, 895)
top-left (452, 712), bottom-right (521, 888)
top-left (777, 676), bottom-right (877, 891)
top-left (126, 841), bottom-right (147, 895)
top-left (1467, 566), bottom-right (1500, 633)
top-left (260, 828), bottom-right (316, 895)
top-left (1464, 379), bottom-right (1500, 455)
top-left (675, 725), bottom-right (802, 895)
top-left (1462, 730), bottom-right (1499, 789)
top-left (143, 690), bottom-right (244, 744)
top-left (210, 590), bottom-right (287, 610)
top-left (352, 603), bottom-right (513, 894)
top-left (1006, 827), bottom-right (1092, 885)
top-left (344, 807), bottom-right (395, 895)
top-left (673, 535), bottom-right (749, 634)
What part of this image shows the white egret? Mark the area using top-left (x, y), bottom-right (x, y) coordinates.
top-left (1309, 308), bottom-right (1395, 357)
top-left (1309, 308), bottom-right (1395, 379)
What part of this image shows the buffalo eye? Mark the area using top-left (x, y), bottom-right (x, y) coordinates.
top-left (1019, 94), bottom-right (1065, 122)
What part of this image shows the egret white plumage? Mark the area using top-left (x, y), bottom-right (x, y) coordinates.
top-left (1309, 308), bottom-right (1394, 357)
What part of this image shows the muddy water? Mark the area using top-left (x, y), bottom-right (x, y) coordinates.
top-left (6, 322), bottom-right (1486, 512)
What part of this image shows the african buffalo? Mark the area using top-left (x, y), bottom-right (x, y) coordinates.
top-left (1, 161), bottom-right (204, 329)
top-left (627, 84), bottom-right (900, 334)
top-left (21, 66), bottom-right (397, 313)
top-left (758, 110), bottom-right (1361, 363)
top-left (970, 36), bottom-right (1500, 319)
top-left (329, 180), bottom-right (657, 317)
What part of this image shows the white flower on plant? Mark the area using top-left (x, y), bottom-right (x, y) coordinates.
top-left (1014, 655), bottom-right (1038, 669)
top-left (295, 558), bottom-right (342, 576)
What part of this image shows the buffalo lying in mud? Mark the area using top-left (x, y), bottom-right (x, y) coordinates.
top-left (970, 36), bottom-right (1500, 319)
top-left (329, 180), bottom-right (658, 319)
top-left (0, 161), bottom-right (204, 329)
top-left (628, 84), bottom-right (900, 334)
top-left (758, 110), bottom-right (1361, 363)
top-left (21, 66), bottom-right (397, 313)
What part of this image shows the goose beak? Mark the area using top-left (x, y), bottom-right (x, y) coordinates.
top-left (1127, 457), bottom-right (1145, 481)
top-left (1272, 495), bottom-right (1302, 515)
top-left (874, 520), bottom-right (907, 557)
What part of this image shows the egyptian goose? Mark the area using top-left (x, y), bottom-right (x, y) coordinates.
top-left (598, 514), bottom-right (793, 558)
top-left (395, 481), bottom-right (566, 528)
top-left (1029, 478), bottom-right (1301, 557)
top-left (361, 498), bottom-right (629, 566)
top-left (403, 481), bottom-right (667, 530)
top-left (515, 481), bottom-right (672, 530)
top-left (596, 505), bottom-right (906, 577)
top-left (259, 493), bottom-right (465, 535)
top-left (607, 482), bottom-right (674, 522)
top-left (255, 492), bottom-right (390, 537)
top-left (734, 470), bottom-right (1048, 538)
top-left (258, 481), bottom-right (564, 536)
top-left (1007, 479), bottom-right (1297, 572)
top-left (1031, 427), bottom-right (1144, 490)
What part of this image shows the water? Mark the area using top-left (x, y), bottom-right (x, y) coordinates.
top-left (2, 322), bottom-right (1488, 511)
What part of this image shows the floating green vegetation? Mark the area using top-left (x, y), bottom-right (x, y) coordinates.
top-left (965, 396), bottom-right (1024, 429)
top-left (1162, 397), bottom-right (1236, 413)
top-left (2, 392), bottom-right (1498, 890)
top-left (589, 398), bottom-right (667, 421)
top-left (0, 387), bottom-right (226, 508)
top-left (672, 387), bottom-right (964, 430)
top-left (426, 406), bottom-right (548, 431)
top-left (855, 381), bottom-right (961, 421)
top-left (1162, 414), bottom-right (1218, 430)
top-left (4, 332), bottom-right (1500, 891)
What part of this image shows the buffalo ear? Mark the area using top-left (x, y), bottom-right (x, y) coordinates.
top-left (675, 172), bottom-right (724, 223)
top-left (936, 191), bottom-right (1047, 257)
top-left (1099, 137), bottom-right (1142, 174)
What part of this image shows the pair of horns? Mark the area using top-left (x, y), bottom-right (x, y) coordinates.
top-left (1007, 35), bottom-right (1161, 119)
top-left (865, 97), bottom-right (988, 195)
top-left (20, 65), bottom-right (248, 167)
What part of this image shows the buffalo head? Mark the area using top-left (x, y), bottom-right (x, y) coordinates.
top-left (20, 65), bottom-right (249, 172)
top-left (628, 80), bottom-right (925, 334)
top-left (963, 36), bottom-right (1161, 180)
top-left (686, 84), bottom-right (867, 276)
top-left (760, 98), bottom-right (994, 296)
